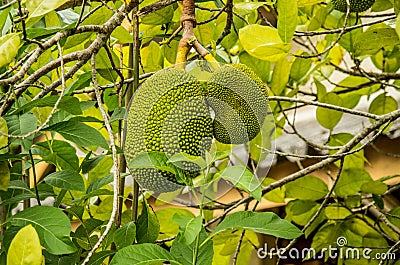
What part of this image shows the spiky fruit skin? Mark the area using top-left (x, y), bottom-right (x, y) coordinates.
top-left (331, 0), bottom-right (375, 13)
top-left (207, 64), bottom-right (269, 144)
top-left (125, 68), bottom-right (213, 192)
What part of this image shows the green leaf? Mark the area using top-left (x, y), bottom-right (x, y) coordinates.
top-left (329, 133), bottom-right (365, 169)
top-left (354, 28), bottom-right (400, 56)
top-left (7, 225), bottom-right (43, 265)
top-left (13, 96), bottom-right (82, 115)
top-left (109, 107), bottom-right (126, 123)
top-left (171, 228), bottom-right (212, 265)
top-left (87, 173), bottom-right (113, 193)
top-left (369, 93), bottom-right (398, 116)
top-left (277, 0), bottom-right (298, 43)
top-left (4, 112), bottom-right (37, 150)
top-left (286, 200), bottom-right (320, 226)
top-left (136, 200), bottom-right (160, 243)
top-left (239, 24), bottom-right (291, 61)
top-left (316, 92), bottom-right (343, 130)
top-left (168, 153), bottom-right (207, 170)
top-left (324, 205), bottom-right (352, 219)
top-left (216, 166), bottom-right (262, 201)
top-left (334, 169), bottom-right (373, 197)
top-left (290, 57), bottom-right (312, 82)
top-left (156, 208), bottom-right (195, 243)
top-left (262, 178), bottom-right (286, 203)
top-left (0, 33), bottom-right (20, 68)
top-left (45, 120), bottom-right (108, 149)
top-left (8, 206), bottom-right (77, 255)
top-left (140, 0), bottom-right (175, 25)
top-left (211, 211), bottom-right (302, 239)
top-left (233, 2), bottom-right (267, 16)
top-left (360, 180), bottom-right (388, 195)
top-left (0, 161), bottom-right (10, 191)
top-left (127, 151), bottom-right (177, 175)
top-left (31, 140), bottom-right (79, 171)
top-left (25, 0), bottom-right (69, 19)
top-left (44, 169), bottom-right (85, 192)
top-left (86, 250), bottom-right (116, 265)
top-left (172, 214), bottom-right (202, 245)
top-left (308, 6), bottom-right (328, 31)
top-left (113, 222), bottom-right (136, 250)
top-left (0, 117), bottom-right (8, 150)
top-left (109, 244), bottom-right (180, 265)
top-left (270, 57), bottom-right (291, 96)
top-left (285, 175), bottom-right (329, 200)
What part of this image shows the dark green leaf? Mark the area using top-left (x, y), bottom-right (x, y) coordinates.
top-left (44, 169), bottom-right (85, 191)
top-left (285, 175), bottom-right (328, 200)
top-left (81, 154), bottom-right (106, 174)
top-left (171, 228), bottom-right (212, 265)
top-left (87, 174), bottom-right (113, 193)
top-left (8, 206), bottom-right (77, 255)
top-left (211, 211), bottom-right (302, 239)
top-left (45, 120), bottom-right (108, 149)
top-left (286, 200), bottom-right (320, 226)
top-left (172, 214), bottom-right (202, 245)
top-left (109, 107), bottom-right (126, 123)
top-left (136, 200), bottom-right (160, 243)
top-left (31, 140), bottom-right (79, 171)
top-left (109, 244), bottom-right (179, 265)
top-left (87, 250), bottom-right (116, 265)
top-left (13, 96), bottom-right (82, 115)
top-left (4, 112), bottom-right (37, 150)
top-left (113, 222), bottom-right (136, 250)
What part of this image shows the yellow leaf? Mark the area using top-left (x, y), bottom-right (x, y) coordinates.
top-left (7, 225), bottom-right (44, 265)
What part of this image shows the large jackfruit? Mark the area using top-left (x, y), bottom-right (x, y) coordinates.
top-left (207, 64), bottom-right (269, 144)
top-left (331, 0), bottom-right (375, 13)
top-left (125, 68), bottom-right (213, 192)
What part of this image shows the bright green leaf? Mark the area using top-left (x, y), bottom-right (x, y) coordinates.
top-left (324, 205), bottom-right (352, 219)
top-left (24, 0), bottom-right (69, 19)
top-left (0, 33), bottom-right (20, 68)
top-left (239, 24), bottom-right (291, 62)
top-left (360, 181), bottom-right (388, 195)
top-left (0, 161), bottom-right (10, 191)
top-left (270, 57), bottom-right (291, 95)
top-left (334, 169), bottom-right (373, 197)
top-left (277, 0), bottom-right (298, 43)
top-left (7, 225), bottom-right (43, 265)
top-left (316, 92), bottom-right (343, 129)
top-left (0, 117), bottom-right (8, 150)
top-left (369, 93), bottom-right (398, 116)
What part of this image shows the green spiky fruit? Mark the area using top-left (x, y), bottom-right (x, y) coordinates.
top-left (125, 68), bottom-right (213, 192)
top-left (331, 0), bottom-right (375, 13)
top-left (206, 64), bottom-right (269, 144)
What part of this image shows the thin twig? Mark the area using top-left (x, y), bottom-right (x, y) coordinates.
top-left (81, 53), bottom-right (120, 265)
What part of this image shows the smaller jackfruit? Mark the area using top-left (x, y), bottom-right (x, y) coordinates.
top-left (331, 0), bottom-right (375, 13)
top-left (206, 64), bottom-right (269, 144)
